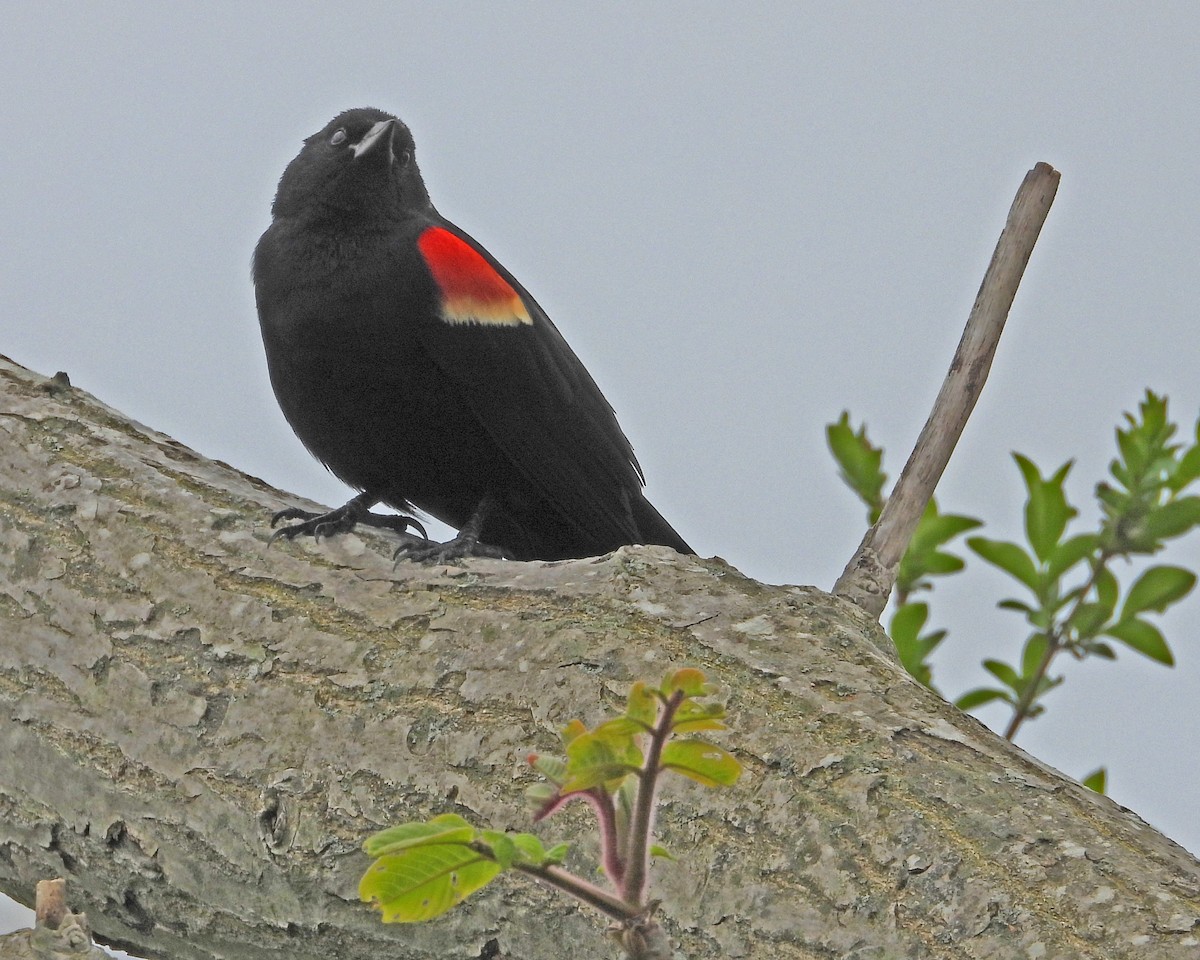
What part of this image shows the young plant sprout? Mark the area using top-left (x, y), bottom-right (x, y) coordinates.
top-left (359, 667), bottom-right (741, 959)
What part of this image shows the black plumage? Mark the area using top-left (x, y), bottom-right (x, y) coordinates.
top-left (253, 108), bottom-right (691, 561)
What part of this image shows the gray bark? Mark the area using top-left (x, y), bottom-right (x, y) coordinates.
top-left (1, 353), bottom-right (1198, 960)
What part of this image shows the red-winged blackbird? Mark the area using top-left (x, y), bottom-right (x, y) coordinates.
top-left (253, 108), bottom-right (692, 562)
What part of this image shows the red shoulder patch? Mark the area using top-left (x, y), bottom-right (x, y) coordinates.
top-left (417, 226), bottom-right (533, 326)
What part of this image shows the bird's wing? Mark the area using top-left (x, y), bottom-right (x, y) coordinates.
top-left (411, 221), bottom-right (647, 545)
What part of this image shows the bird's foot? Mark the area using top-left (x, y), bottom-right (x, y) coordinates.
top-left (393, 531), bottom-right (507, 564)
top-left (393, 496), bottom-right (505, 563)
top-left (268, 493), bottom-right (426, 544)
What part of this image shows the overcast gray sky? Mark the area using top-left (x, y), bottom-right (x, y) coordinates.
top-left (3, 1), bottom-right (1199, 940)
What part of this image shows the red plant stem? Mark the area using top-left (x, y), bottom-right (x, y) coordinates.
top-left (592, 786), bottom-right (626, 884)
top-left (535, 785), bottom-right (626, 883)
top-left (621, 689), bottom-right (685, 907)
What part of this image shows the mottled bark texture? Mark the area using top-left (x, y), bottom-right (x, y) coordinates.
top-left (1, 353), bottom-right (1198, 960)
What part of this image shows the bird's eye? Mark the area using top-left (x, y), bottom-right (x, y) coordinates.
top-left (398, 151), bottom-right (411, 167)
top-left (329, 129), bottom-right (348, 147)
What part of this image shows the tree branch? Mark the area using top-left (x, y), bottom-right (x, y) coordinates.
top-left (835, 162), bottom-right (1061, 617)
top-left (2, 353), bottom-right (1198, 960)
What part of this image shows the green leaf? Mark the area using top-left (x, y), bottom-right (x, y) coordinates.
top-left (582, 717), bottom-right (641, 750)
top-left (660, 739), bottom-right (742, 786)
top-left (1095, 481), bottom-right (1127, 518)
top-left (506, 833), bottom-right (569, 866)
top-left (1016, 454), bottom-right (1075, 562)
top-left (529, 754), bottom-right (568, 785)
top-left (826, 413), bottom-right (886, 512)
top-left (508, 833), bottom-right (547, 863)
top-left (592, 714), bottom-right (650, 737)
top-left (649, 844), bottom-right (675, 861)
top-left (920, 551), bottom-right (966, 576)
top-left (1081, 767), bottom-right (1107, 794)
top-left (889, 601), bottom-right (928, 645)
top-left (983, 659), bottom-right (1020, 691)
top-left (896, 501), bottom-right (981, 594)
top-left (1094, 565), bottom-right (1119, 613)
top-left (525, 783), bottom-right (557, 808)
top-left (1046, 534), bottom-right (1099, 580)
top-left (662, 667), bottom-right (710, 698)
top-left (911, 510), bottom-right (984, 549)
top-left (561, 762), bottom-right (637, 793)
top-left (1121, 565), bottom-right (1196, 618)
top-left (888, 602), bottom-right (943, 688)
top-left (1014, 452), bottom-right (1041, 495)
top-left (563, 729), bottom-right (641, 791)
top-left (363, 814), bottom-right (476, 857)
top-left (360, 844), bottom-right (502, 923)
top-left (478, 831), bottom-right (517, 869)
top-left (624, 681), bottom-right (658, 728)
top-left (1083, 640), bottom-right (1117, 660)
top-left (671, 700), bottom-right (728, 733)
top-left (1069, 602), bottom-right (1111, 640)
top-left (1105, 617), bottom-right (1174, 665)
top-left (1037, 671), bottom-right (1065, 695)
top-left (1097, 393), bottom-right (1200, 553)
top-left (1144, 496), bottom-right (1200, 541)
top-left (968, 537), bottom-right (1040, 592)
top-left (1020, 634), bottom-right (1050, 680)
top-left (559, 718), bottom-right (588, 747)
top-left (901, 634), bottom-right (944, 689)
top-left (955, 688), bottom-right (1009, 710)
top-left (1115, 413), bottom-right (1149, 475)
top-left (1171, 444), bottom-right (1200, 491)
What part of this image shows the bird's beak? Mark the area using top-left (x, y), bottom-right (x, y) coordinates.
top-left (352, 119), bottom-right (397, 163)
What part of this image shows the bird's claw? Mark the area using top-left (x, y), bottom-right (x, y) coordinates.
top-left (267, 503), bottom-right (425, 545)
top-left (393, 532), bottom-right (507, 565)
top-left (268, 507), bottom-right (349, 544)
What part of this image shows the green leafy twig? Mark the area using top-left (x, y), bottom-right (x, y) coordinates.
top-left (964, 392), bottom-right (1200, 739)
top-left (828, 391), bottom-right (1200, 786)
top-left (358, 667), bottom-right (741, 959)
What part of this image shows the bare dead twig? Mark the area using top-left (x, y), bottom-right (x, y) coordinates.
top-left (834, 162), bottom-right (1061, 619)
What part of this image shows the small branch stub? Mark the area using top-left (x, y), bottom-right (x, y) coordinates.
top-left (34, 878), bottom-right (69, 930)
top-left (0, 878), bottom-right (112, 959)
top-left (834, 161), bottom-right (1061, 618)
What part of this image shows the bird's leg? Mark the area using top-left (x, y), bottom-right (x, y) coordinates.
top-left (393, 497), bottom-right (508, 563)
top-left (269, 491), bottom-right (427, 544)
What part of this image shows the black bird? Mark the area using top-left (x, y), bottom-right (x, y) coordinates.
top-left (253, 108), bottom-right (692, 562)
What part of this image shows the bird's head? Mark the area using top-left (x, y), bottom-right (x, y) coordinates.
top-left (271, 108), bottom-right (431, 225)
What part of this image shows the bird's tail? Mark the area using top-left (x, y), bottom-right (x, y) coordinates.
top-left (632, 495), bottom-right (694, 555)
